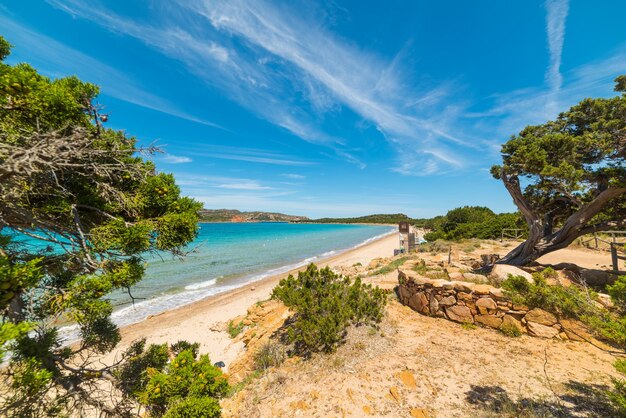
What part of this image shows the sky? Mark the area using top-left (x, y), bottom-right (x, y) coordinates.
top-left (1, 0), bottom-right (625, 218)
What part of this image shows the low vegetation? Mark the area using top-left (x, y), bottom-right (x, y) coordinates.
top-left (502, 269), bottom-right (626, 414)
top-left (423, 206), bottom-right (523, 242)
top-left (311, 213), bottom-right (425, 225)
top-left (115, 340), bottom-right (228, 418)
top-left (271, 264), bottom-right (386, 354)
top-left (374, 256), bottom-right (412, 275)
top-left (254, 341), bottom-right (286, 371)
top-left (227, 320), bottom-right (245, 338)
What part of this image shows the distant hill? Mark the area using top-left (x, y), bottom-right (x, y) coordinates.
top-left (310, 213), bottom-right (427, 225)
top-left (198, 209), bottom-right (310, 223)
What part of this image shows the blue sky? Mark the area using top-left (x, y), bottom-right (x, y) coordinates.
top-left (2, 0), bottom-right (625, 218)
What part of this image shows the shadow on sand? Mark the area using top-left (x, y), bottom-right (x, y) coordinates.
top-left (465, 381), bottom-right (618, 417)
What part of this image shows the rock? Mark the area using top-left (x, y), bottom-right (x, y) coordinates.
top-left (396, 370), bottom-right (417, 389)
top-left (448, 272), bottom-right (464, 280)
top-left (501, 314), bottom-right (524, 333)
top-left (453, 281), bottom-right (475, 292)
top-left (457, 291), bottom-right (473, 301)
top-left (439, 295), bottom-right (456, 306)
top-left (429, 293), bottom-right (439, 315)
top-left (410, 408), bottom-right (430, 418)
top-left (525, 308), bottom-right (557, 326)
top-left (597, 293), bottom-right (614, 309)
top-left (527, 321), bottom-right (560, 338)
top-left (362, 406), bottom-right (374, 415)
top-left (389, 386), bottom-right (401, 403)
top-left (474, 284), bottom-right (493, 295)
top-left (475, 314), bottom-right (502, 328)
top-left (369, 258), bottom-right (383, 269)
top-left (489, 288), bottom-right (505, 299)
top-left (408, 292), bottom-right (429, 313)
top-left (560, 318), bottom-right (593, 342)
top-left (445, 305), bottom-right (474, 323)
top-left (475, 297), bottom-right (497, 314)
top-left (463, 272), bottom-right (488, 283)
top-left (213, 361), bottom-right (226, 368)
top-left (489, 264), bottom-right (534, 285)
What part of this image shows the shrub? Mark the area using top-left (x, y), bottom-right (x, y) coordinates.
top-left (227, 321), bottom-right (244, 338)
top-left (254, 342), bottom-right (286, 371)
top-left (608, 276), bottom-right (626, 312)
top-left (272, 264), bottom-right (386, 353)
top-left (374, 256), bottom-right (411, 275)
top-left (163, 397), bottom-right (221, 418)
top-left (501, 270), bottom-right (596, 319)
top-left (499, 322), bottom-right (522, 337)
top-left (114, 341), bottom-right (228, 417)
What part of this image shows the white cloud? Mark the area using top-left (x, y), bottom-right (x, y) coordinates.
top-left (162, 154), bottom-right (192, 164)
top-left (0, 14), bottom-right (224, 130)
top-left (215, 181), bottom-right (273, 190)
top-left (544, 0), bottom-right (570, 113)
top-left (282, 173), bottom-right (306, 179)
top-left (47, 0), bottom-right (468, 173)
top-left (190, 145), bottom-right (316, 166)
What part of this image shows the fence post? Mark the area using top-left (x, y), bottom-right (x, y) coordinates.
top-left (612, 243), bottom-right (619, 272)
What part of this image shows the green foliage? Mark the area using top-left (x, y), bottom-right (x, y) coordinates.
top-left (491, 76), bottom-right (626, 264)
top-left (502, 271), bottom-right (596, 319)
top-left (227, 320), bottom-right (244, 338)
top-left (608, 276), bottom-right (626, 312)
top-left (499, 322), bottom-right (522, 338)
top-left (115, 341), bottom-right (228, 417)
top-left (0, 36), bottom-right (201, 415)
top-left (272, 264), bottom-right (386, 354)
top-left (163, 397), bottom-right (221, 418)
top-left (609, 359), bottom-right (626, 417)
top-left (461, 321), bottom-right (477, 330)
top-left (312, 213), bottom-right (425, 225)
top-left (424, 206), bottom-right (524, 242)
top-left (374, 256), bottom-right (411, 275)
top-left (254, 341), bottom-right (286, 371)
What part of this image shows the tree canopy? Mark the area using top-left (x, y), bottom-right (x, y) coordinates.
top-left (0, 36), bottom-right (203, 416)
top-left (423, 206), bottom-right (523, 241)
top-left (492, 76), bottom-right (626, 265)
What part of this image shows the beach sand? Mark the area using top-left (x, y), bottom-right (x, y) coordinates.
top-left (108, 232), bottom-right (398, 369)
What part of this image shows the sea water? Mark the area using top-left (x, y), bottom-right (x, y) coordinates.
top-left (53, 223), bottom-right (394, 336)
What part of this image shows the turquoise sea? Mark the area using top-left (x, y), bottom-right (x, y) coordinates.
top-left (86, 222), bottom-right (394, 329)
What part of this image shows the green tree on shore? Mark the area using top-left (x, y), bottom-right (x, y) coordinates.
top-left (492, 76), bottom-right (626, 266)
top-left (0, 36), bottom-right (203, 416)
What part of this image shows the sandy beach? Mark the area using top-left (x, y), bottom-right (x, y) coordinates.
top-left (109, 232), bottom-right (398, 368)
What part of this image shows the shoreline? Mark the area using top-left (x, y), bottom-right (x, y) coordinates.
top-left (109, 231), bottom-right (398, 368)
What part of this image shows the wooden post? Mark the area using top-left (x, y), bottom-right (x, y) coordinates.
top-left (612, 243), bottom-right (619, 272)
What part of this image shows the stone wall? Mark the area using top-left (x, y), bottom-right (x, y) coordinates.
top-left (397, 269), bottom-right (588, 340)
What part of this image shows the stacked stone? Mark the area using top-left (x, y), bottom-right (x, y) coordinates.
top-left (397, 269), bottom-right (587, 341)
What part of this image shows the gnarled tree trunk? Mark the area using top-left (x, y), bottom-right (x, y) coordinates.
top-left (496, 173), bottom-right (626, 266)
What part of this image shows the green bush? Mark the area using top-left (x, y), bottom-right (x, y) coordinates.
top-left (374, 256), bottom-right (411, 275)
top-left (272, 264), bottom-right (386, 354)
top-left (423, 206), bottom-right (524, 242)
top-left (227, 321), bottom-right (244, 338)
top-left (163, 397), bottom-right (221, 418)
top-left (114, 341), bottom-right (227, 417)
top-left (499, 322), bottom-right (522, 337)
top-left (608, 276), bottom-right (626, 312)
top-left (254, 342), bottom-right (286, 371)
top-left (501, 270), bottom-right (596, 319)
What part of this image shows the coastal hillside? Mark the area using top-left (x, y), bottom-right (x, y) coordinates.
top-left (198, 209), bottom-right (309, 223)
top-left (311, 213), bottom-right (424, 225)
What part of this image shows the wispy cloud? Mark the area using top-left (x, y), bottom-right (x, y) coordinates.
top-left (190, 145), bottom-right (316, 166)
top-left (215, 181), bottom-right (273, 190)
top-left (162, 154), bottom-right (192, 164)
top-left (0, 13), bottom-right (224, 130)
top-left (282, 173), bottom-right (306, 180)
top-left (545, 0), bottom-right (570, 113)
top-left (47, 0), bottom-right (469, 174)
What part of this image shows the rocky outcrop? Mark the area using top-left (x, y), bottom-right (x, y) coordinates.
top-left (489, 264), bottom-right (534, 285)
top-left (397, 269), bottom-right (590, 341)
